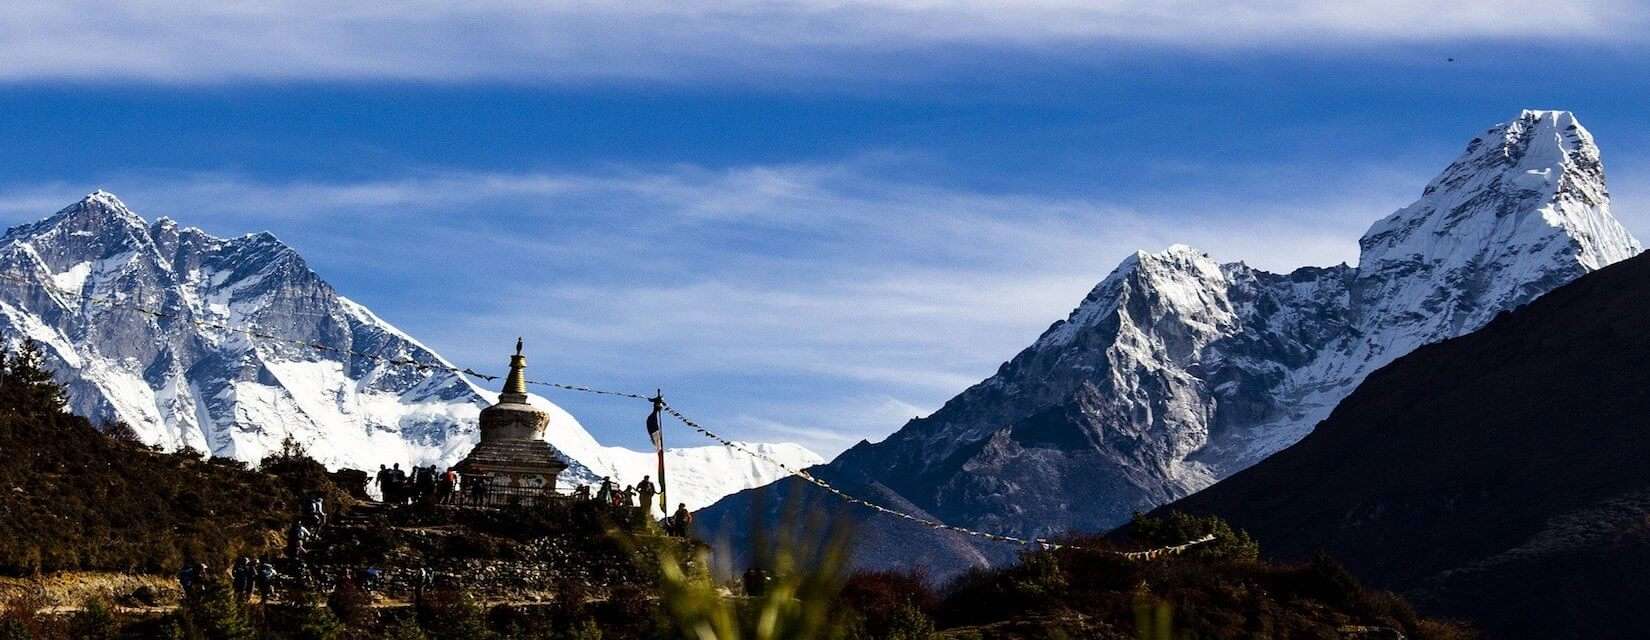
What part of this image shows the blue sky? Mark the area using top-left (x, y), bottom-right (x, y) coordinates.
top-left (3, 1), bottom-right (1649, 455)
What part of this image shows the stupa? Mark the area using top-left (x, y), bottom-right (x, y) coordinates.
top-left (455, 339), bottom-right (569, 505)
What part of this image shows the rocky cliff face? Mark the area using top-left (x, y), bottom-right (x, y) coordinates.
top-left (0, 192), bottom-right (820, 509)
top-left (695, 110), bottom-right (1641, 576)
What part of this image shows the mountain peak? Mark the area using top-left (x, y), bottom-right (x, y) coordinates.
top-left (68, 190), bottom-right (142, 220)
top-left (1422, 109), bottom-right (1598, 199)
top-left (1362, 109), bottom-right (1636, 275)
top-left (32, 190), bottom-right (149, 238)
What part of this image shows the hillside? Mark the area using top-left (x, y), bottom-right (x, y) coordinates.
top-left (1166, 250), bottom-right (1650, 637)
top-left (0, 340), bottom-right (311, 576)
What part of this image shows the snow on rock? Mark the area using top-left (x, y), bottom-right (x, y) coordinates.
top-left (710, 110), bottom-right (1642, 575)
top-left (0, 192), bottom-right (821, 509)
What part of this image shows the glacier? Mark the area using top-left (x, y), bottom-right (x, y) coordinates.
top-left (0, 191), bottom-right (821, 511)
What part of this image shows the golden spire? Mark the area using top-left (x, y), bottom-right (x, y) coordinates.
top-left (501, 337), bottom-right (529, 401)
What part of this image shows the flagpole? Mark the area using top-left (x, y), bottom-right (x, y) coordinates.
top-left (651, 390), bottom-right (667, 516)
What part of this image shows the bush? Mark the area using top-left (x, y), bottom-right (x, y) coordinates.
top-left (415, 589), bottom-right (493, 640)
top-left (1127, 511), bottom-right (1260, 562)
top-left (881, 602), bottom-right (936, 640)
top-left (176, 582), bottom-right (255, 640)
top-left (67, 597), bottom-right (120, 640)
top-left (933, 513), bottom-right (1473, 639)
top-left (839, 570), bottom-right (937, 621)
top-left (0, 591), bottom-right (56, 640)
top-left (378, 616), bottom-right (430, 640)
top-left (328, 576), bottom-right (376, 630)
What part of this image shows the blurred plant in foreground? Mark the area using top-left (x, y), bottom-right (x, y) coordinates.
top-left (656, 498), bottom-right (856, 640)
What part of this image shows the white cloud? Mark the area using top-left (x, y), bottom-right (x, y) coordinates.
top-left (0, 154), bottom-right (1437, 454)
top-left (0, 1), bottom-right (1641, 83)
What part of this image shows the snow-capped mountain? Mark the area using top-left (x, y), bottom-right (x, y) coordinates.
top-left (697, 110), bottom-right (1641, 575)
top-left (0, 191), bottom-right (821, 510)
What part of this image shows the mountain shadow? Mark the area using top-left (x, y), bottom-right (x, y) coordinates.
top-left (1164, 249), bottom-right (1650, 638)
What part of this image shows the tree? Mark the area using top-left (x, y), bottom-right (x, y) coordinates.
top-left (177, 582), bottom-right (255, 640)
top-left (102, 420), bottom-right (145, 447)
top-left (0, 339), bottom-right (66, 415)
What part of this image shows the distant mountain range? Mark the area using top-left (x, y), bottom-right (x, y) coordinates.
top-left (1165, 247), bottom-right (1650, 638)
top-left (0, 191), bottom-right (820, 510)
top-left (697, 110), bottom-right (1642, 576)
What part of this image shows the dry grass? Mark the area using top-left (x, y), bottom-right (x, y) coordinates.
top-left (0, 571), bottom-right (177, 611)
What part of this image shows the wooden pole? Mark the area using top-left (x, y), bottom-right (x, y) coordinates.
top-left (653, 390), bottom-right (667, 516)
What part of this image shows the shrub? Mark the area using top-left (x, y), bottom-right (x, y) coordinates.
top-left (67, 597), bottom-right (120, 640)
top-left (839, 570), bottom-right (937, 622)
top-left (1128, 511), bottom-right (1260, 562)
top-left (176, 582), bottom-right (255, 640)
top-left (881, 602), bottom-right (936, 640)
top-left (415, 589), bottom-right (493, 640)
top-left (0, 590), bottom-right (56, 640)
top-left (328, 576), bottom-right (376, 630)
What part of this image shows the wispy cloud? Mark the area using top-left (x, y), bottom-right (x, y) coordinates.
top-left (0, 1), bottom-right (1642, 84)
top-left (0, 154), bottom-right (1435, 454)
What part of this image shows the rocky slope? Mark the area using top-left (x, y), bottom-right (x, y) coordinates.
top-left (696, 110), bottom-right (1640, 576)
top-left (1164, 248), bottom-right (1650, 638)
top-left (0, 191), bottom-right (820, 510)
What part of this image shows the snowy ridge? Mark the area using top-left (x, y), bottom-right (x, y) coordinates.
top-left (0, 191), bottom-right (820, 509)
top-left (743, 110), bottom-right (1642, 573)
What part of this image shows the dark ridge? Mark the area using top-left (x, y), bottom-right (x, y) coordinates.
top-left (1163, 249), bottom-right (1650, 637)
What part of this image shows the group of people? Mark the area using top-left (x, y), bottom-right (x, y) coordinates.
top-left (228, 556), bottom-right (281, 601)
top-left (573, 475), bottom-right (659, 512)
top-left (185, 494), bottom-right (332, 603)
top-left (570, 475), bottom-right (693, 536)
top-left (369, 463), bottom-right (695, 536)
top-left (375, 463), bottom-right (466, 505)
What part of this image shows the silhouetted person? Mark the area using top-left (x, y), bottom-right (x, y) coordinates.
top-left (374, 464), bottom-right (391, 502)
top-left (595, 477), bottom-right (614, 504)
top-left (389, 463), bottom-right (407, 504)
top-left (573, 484), bottom-right (591, 500)
top-left (254, 558), bottom-right (277, 602)
top-left (416, 465), bottom-right (437, 503)
top-left (301, 493), bottom-right (326, 529)
top-left (416, 566), bottom-right (434, 603)
top-left (287, 521), bottom-right (312, 560)
top-left (231, 557), bottom-right (253, 600)
top-left (671, 503), bottom-right (692, 537)
top-left (636, 475), bottom-right (657, 514)
top-left (438, 467), bottom-right (456, 503)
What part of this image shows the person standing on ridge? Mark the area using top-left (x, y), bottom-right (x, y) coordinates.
top-left (596, 477), bottom-right (613, 505)
top-left (389, 463), bottom-right (407, 504)
top-left (636, 475), bottom-right (657, 514)
top-left (670, 503), bottom-right (693, 537)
